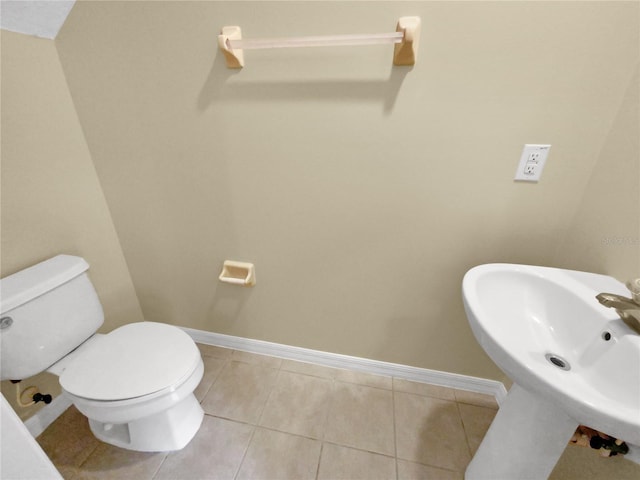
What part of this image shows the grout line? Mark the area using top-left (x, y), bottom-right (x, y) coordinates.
top-left (320, 440), bottom-right (398, 459)
top-left (254, 369), bottom-right (282, 427)
top-left (316, 377), bottom-right (336, 478)
top-left (233, 424), bottom-right (257, 480)
top-left (251, 425), bottom-right (326, 443)
top-left (200, 357), bottom-right (231, 404)
top-left (75, 442), bottom-right (100, 470)
top-left (202, 412), bottom-right (259, 429)
top-left (392, 389), bottom-right (399, 480)
top-left (454, 398), bottom-right (500, 410)
top-left (150, 452), bottom-right (170, 480)
top-left (455, 401), bottom-right (475, 460)
top-left (315, 441), bottom-right (325, 480)
top-left (332, 377), bottom-right (391, 392)
top-left (319, 376), bottom-right (337, 444)
top-left (196, 356), bottom-right (228, 402)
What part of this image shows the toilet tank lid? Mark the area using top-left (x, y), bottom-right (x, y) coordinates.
top-left (0, 255), bottom-right (89, 315)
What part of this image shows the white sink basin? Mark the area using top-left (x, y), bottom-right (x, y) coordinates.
top-left (463, 263), bottom-right (640, 443)
top-left (463, 264), bottom-right (640, 479)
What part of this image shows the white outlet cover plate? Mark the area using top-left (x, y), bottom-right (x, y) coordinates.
top-left (514, 144), bottom-right (551, 182)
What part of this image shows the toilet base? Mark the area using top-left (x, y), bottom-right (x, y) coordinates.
top-left (88, 393), bottom-right (204, 452)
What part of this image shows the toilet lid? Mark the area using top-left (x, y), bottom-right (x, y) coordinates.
top-left (59, 322), bottom-right (201, 401)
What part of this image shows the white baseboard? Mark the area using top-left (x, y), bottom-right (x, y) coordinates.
top-left (181, 327), bottom-right (508, 404)
top-left (24, 394), bottom-right (72, 438)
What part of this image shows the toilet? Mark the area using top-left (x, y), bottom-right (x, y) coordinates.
top-left (0, 255), bottom-right (204, 452)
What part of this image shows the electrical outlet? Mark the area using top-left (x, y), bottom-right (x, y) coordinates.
top-left (515, 144), bottom-right (551, 182)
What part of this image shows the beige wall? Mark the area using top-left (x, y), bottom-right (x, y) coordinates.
top-left (0, 30), bottom-right (144, 419)
top-left (554, 65), bottom-right (640, 280)
top-left (53, 1), bottom-right (639, 382)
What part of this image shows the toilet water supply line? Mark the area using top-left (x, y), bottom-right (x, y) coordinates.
top-left (12, 380), bottom-right (52, 407)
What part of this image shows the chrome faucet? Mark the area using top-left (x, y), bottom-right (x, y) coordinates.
top-left (596, 279), bottom-right (640, 335)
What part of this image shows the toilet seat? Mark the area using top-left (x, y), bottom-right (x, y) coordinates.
top-left (60, 322), bottom-right (200, 402)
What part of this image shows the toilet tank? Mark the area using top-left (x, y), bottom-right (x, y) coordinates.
top-left (0, 255), bottom-right (104, 381)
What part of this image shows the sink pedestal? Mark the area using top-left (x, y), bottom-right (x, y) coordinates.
top-left (465, 383), bottom-right (578, 480)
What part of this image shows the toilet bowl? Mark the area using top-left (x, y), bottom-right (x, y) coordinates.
top-left (0, 255), bottom-right (205, 452)
top-left (56, 322), bottom-right (205, 452)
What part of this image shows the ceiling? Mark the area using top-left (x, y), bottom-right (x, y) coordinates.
top-left (0, 0), bottom-right (75, 39)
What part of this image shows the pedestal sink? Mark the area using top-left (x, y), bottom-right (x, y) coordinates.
top-left (462, 264), bottom-right (640, 480)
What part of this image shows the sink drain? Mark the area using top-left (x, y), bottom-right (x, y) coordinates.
top-left (545, 353), bottom-right (571, 371)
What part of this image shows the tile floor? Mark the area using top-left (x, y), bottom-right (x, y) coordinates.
top-left (37, 344), bottom-right (640, 479)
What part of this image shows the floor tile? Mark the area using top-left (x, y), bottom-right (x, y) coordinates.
top-left (35, 348), bottom-right (640, 480)
top-left (231, 350), bottom-right (283, 368)
top-left (280, 359), bottom-right (338, 379)
top-left (259, 371), bottom-right (332, 439)
top-left (453, 389), bottom-right (499, 409)
top-left (393, 378), bottom-right (456, 401)
top-left (318, 443), bottom-right (396, 480)
top-left (334, 368), bottom-right (392, 389)
top-left (197, 343), bottom-right (233, 359)
top-left (74, 443), bottom-right (166, 480)
top-left (236, 428), bottom-right (321, 480)
top-left (457, 403), bottom-right (497, 455)
top-left (201, 360), bottom-right (279, 424)
top-left (36, 406), bottom-right (100, 479)
top-left (154, 416), bottom-right (253, 480)
top-left (324, 382), bottom-right (395, 456)
top-left (397, 459), bottom-right (463, 480)
top-left (193, 356), bottom-right (226, 402)
top-left (551, 443), bottom-right (640, 480)
top-left (394, 392), bottom-right (471, 472)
